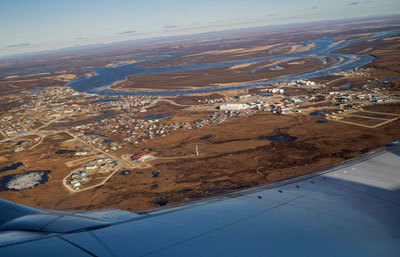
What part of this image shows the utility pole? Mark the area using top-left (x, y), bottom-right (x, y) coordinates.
top-left (195, 143), bottom-right (199, 156)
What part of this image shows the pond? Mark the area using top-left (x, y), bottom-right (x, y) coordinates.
top-left (55, 149), bottom-right (76, 154)
top-left (339, 83), bottom-right (351, 89)
top-left (309, 110), bottom-right (327, 116)
top-left (120, 170), bottom-right (131, 175)
top-left (200, 134), bottom-right (213, 140)
top-left (153, 197), bottom-right (168, 206)
top-left (84, 131), bottom-right (108, 137)
top-left (331, 149), bottom-right (351, 157)
top-left (0, 170), bottom-right (51, 191)
top-left (140, 114), bottom-right (171, 120)
top-left (261, 134), bottom-right (298, 142)
top-left (1, 141), bottom-right (27, 150)
top-left (384, 77), bottom-right (400, 81)
top-left (0, 162), bottom-right (24, 173)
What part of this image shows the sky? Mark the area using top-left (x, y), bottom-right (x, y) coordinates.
top-left (0, 0), bottom-right (399, 57)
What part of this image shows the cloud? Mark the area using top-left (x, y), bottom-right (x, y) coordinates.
top-left (77, 37), bottom-right (85, 40)
top-left (266, 14), bottom-right (275, 17)
top-left (312, 6), bottom-right (318, 9)
top-left (119, 30), bottom-right (136, 35)
top-left (7, 43), bottom-right (30, 48)
top-left (348, 2), bottom-right (358, 5)
top-left (164, 25), bottom-right (179, 29)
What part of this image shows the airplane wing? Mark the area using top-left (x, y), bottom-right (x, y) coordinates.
top-left (1, 142), bottom-right (400, 257)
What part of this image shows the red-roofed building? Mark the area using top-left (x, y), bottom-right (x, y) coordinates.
top-left (131, 153), bottom-right (153, 162)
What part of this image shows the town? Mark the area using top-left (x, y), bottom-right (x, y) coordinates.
top-left (1, 67), bottom-right (399, 191)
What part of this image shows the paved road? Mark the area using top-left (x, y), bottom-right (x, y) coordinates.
top-left (62, 168), bottom-right (122, 193)
top-left (62, 130), bottom-right (134, 169)
top-left (157, 99), bottom-right (190, 107)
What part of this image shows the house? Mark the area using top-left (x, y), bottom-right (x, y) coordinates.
top-left (71, 170), bottom-right (88, 181)
top-left (290, 98), bottom-right (302, 103)
top-left (71, 172), bottom-right (81, 179)
top-left (71, 179), bottom-right (81, 189)
top-left (85, 163), bottom-right (96, 170)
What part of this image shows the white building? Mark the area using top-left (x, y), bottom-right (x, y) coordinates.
top-left (296, 80), bottom-right (315, 86)
top-left (267, 88), bottom-right (285, 94)
top-left (219, 104), bottom-right (249, 111)
top-left (85, 163), bottom-right (96, 170)
top-left (290, 98), bottom-right (302, 103)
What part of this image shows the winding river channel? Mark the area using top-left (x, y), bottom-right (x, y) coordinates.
top-left (12, 30), bottom-right (400, 96)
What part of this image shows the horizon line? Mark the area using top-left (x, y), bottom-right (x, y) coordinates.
top-left (1, 13), bottom-right (399, 60)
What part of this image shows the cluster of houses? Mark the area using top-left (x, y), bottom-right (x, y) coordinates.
top-left (70, 170), bottom-right (88, 189)
top-left (316, 91), bottom-right (391, 103)
top-left (69, 157), bottom-right (119, 190)
top-left (84, 157), bottom-right (119, 171)
top-left (295, 80), bottom-right (316, 86)
top-left (0, 116), bottom-right (28, 138)
top-left (198, 98), bottom-right (229, 104)
top-left (78, 132), bottom-right (120, 152)
top-left (0, 69), bottom-right (396, 158)
top-left (122, 108), bottom-right (265, 143)
top-left (258, 88), bottom-right (285, 96)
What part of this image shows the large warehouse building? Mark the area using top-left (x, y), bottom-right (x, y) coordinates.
top-left (218, 104), bottom-right (249, 111)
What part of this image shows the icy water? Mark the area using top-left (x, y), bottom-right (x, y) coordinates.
top-left (63, 30), bottom-right (400, 96)
top-left (2, 30), bottom-right (399, 96)
top-left (0, 170), bottom-right (51, 191)
top-left (0, 68), bottom-right (49, 78)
